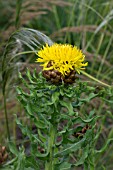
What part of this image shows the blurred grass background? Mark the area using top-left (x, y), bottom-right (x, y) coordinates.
top-left (0, 0), bottom-right (113, 169)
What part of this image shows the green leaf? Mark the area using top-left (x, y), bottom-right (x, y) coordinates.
top-left (34, 119), bottom-right (47, 129)
top-left (15, 148), bottom-right (26, 170)
top-left (60, 114), bottom-right (71, 120)
top-left (102, 98), bottom-right (113, 104)
top-left (73, 115), bottom-right (100, 124)
top-left (16, 118), bottom-right (30, 138)
top-left (26, 69), bottom-right (37, 84)
top-left (60, 88), bottom-right (64, 96)
top-left (79, 93), bottom-right (98, 102)
top-left (9, 142), bottom-right (18, 156)
top-left (52, 91), bottom-right (60, 103)
top-left (38, 129), bottom-right (47, 142)
top-left (74, 145), bottom-right (89, 166)
top-left (101, 165), bottom-right (106, 170)
top-left (33, 151), bottom-right (49, 159)
top-left (16, 87), bottom-right (22, 95)
top-left (95, 138), bottom-right (113, 153)
top-left (89, 109), bottom-right (95, 118)
top-left (26, 103), bottom-right (34, 116)
top-left (56, 162), bottom-right (72, 170)
top-left (47, 91), bottom-right (60, 106)
top-left (54, 137), bottom-right (86, 157)
top-left (60, 100), bottom-right (74, 116)
top-left (25, 156), bottom-right (39, 170)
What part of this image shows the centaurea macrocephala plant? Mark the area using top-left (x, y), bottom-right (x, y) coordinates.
top-left (15, 43), bottom-right (101, 170)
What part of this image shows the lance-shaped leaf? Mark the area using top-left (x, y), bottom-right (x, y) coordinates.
top-left (60, 100), bottom-right (74, 116)
top-left (74, 145), bottom-right (89, 166)
top-left (55, 162), bottom-right (72, 170)
top-left (79, 93), bottom-right (98, 103)
top-left (54, 137), bottom-right (86, 157)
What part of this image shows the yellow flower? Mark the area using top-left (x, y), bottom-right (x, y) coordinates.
top-left (36, 43), bottom-right (88, 76)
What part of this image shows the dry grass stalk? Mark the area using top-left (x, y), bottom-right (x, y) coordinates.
top-left (50, 25), bottom-right (111, 38)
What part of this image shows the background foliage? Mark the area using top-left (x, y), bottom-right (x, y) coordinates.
top-left (0, 0), bottom-right (113, 169)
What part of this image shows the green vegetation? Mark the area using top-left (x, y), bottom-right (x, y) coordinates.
top-left (0, 0), bottom-right (113, 169)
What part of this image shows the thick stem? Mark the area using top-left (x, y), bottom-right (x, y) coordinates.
top-left (45, 124), bottom-right (56, 170)
top-left (3, 93), bottom-right (10, 141)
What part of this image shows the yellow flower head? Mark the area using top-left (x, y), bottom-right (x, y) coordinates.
top-left (36, 43), bottom-right (88, 76)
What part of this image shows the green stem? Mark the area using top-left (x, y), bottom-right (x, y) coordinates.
top-left (3, 93), bottom-right (10, 141)
top-left (80, 70), bottom-right (111, 87)
top-left (45, 124), bottom-right (56, 170)
top-left (9, 50), bottom-right (37, 62)
top-left (84, 158), bottom-right (95, 170)
top-left (84, 162), bottom-right (89, 170)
